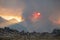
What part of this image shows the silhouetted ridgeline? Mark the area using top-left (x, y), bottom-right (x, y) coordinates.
top-left (0, 27), bottom-right (60, 40)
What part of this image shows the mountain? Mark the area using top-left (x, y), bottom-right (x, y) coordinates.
top-left (0, 17), bottom-right (9, 27)
top-left (0, 17), bottom-right (8, 23)
top-left (0, 17), bottom-right (28, 32)
top-left (9, 23), bottom-right (28, 32)
top-left (9, 18), bottom-right (18, 23)
top-left (0, 17), bottom-right (18, 27)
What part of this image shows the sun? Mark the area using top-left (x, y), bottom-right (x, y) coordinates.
top-left (32, 12), bottom-right (41, 19)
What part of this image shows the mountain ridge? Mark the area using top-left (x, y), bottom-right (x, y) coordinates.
top-left (0, 16), bottom-right (18, 27)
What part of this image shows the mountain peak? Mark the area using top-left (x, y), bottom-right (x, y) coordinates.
top-left (0, 16), bottom-right (8, 23)
top-left (0, 16), bottom-right (18, 27)
top-left (9, 18), bottom-right (18, 23)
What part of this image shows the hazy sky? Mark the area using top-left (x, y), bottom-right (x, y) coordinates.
top-left (0, 0), bottom-right (60, 32)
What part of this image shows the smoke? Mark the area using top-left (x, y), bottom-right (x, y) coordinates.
top-left (49, 13), bottom-right (60, 25)
top-left (0, 0), bottom-right (26, 17)
top-left (0, 7), bottom-right (22, 16)
top-left (0, 0), bottom-right (60, 32)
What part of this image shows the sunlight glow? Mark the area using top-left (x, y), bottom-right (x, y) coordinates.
top-left (1, 16), bottom-right (24, 22)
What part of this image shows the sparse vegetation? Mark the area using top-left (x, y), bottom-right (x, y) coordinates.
top-left (0, 27), bottom-right (60, 40)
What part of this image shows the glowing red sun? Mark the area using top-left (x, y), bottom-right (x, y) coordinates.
top-left (29, 11), bottom-right (41, 22)
top-left (32, 12), bottom-right (41, 19)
